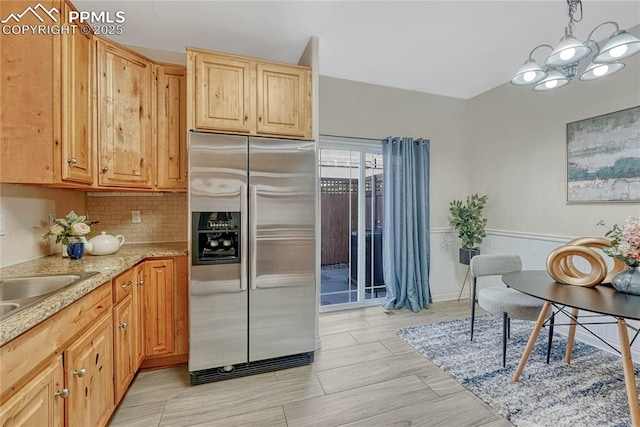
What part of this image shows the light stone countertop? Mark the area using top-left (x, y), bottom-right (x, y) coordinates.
top-left (0, 242), bottom-right (188, 346)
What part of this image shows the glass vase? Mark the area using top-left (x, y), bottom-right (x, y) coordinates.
top-left (611, 265), bottom-right (640, 296)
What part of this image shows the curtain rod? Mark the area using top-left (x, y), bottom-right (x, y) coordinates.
top-left (320, 134), bottom-right (383, 143)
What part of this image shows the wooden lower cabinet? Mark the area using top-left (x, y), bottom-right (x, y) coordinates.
top-left (135, 262), bottom-right (146, 367)
top-left (0, 255), bottom-right (188, 426)
top-left (140, 256), bottom-right (188, 369)
top-left (0, 356), bottom-right (64, 427)
top-left (143, 259), bottom-right (176, 357)
top-left (64, 314), bottom-right (113, 427)
top-left (113, 294), bottom-right (136, 404)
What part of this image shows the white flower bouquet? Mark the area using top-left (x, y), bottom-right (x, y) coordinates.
top-left (43, 211), bottom-right (92, 245)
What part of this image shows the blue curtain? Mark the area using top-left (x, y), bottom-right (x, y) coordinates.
top-left (382, 137), bottom-right (431, 312)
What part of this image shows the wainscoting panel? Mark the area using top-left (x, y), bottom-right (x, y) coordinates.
top-left (467, 229), bottom-right (639, 360)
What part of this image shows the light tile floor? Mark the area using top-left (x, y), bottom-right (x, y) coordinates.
top-left (109, 300), bottom-right (511, 426)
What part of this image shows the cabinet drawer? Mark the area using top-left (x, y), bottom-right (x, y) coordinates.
top-left (113, 268), bottom-right (135, 304)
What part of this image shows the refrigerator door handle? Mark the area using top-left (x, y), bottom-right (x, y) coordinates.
top-left (240, 184), bottom-right (248, 291)
top-left (250, 184), bottom-right (258, 290)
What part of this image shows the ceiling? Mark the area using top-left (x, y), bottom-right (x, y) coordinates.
top-left (73, 1), bottom-right (640, 99)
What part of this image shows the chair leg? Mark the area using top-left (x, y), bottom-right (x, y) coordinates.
top-left (507, 317), bottom-right (511, 340)
top-left (502, 312), bottom-right (508, 367)
top-left (546, 311), bottom-right (555, 364)
top-left (470, 277), bottom-right (477, 341)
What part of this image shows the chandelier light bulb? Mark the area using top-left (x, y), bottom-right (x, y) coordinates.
top-left (593, 64), bottom-right (609, 77)
top-left (560, 47), bottom-right (576, 61)
top-left (609, 45), bottom-right (628, 58)
top-left (545, 80), bottom-right (559, 89)
top-left (523, 71), bottom-right (537, 82)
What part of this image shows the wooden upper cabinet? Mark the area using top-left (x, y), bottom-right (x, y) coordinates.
top-left (96, 38), bottom-right (153, 188)
top-left (0, 0), bottom-right (96, 187)
top-left (193, 53), bottom-right (253, 133)
top-left (156, 65), bottom-right (187, 190)
top-left (256, 63), bottom-right (310, 138)
top-left (188, 48), bottom-right (311, 139)
top-left (60, 0), bottom-right (93, 185)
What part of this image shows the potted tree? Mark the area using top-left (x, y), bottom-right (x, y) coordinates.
top-left (449, 194), bottom-right (488, 265)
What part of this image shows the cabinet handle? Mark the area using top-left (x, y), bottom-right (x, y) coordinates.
top-left (119, 322), bottom-right (128, 329)
top-left (137, 279), bottom-right (144, 286)
top-left (121, 280), bottom-right (133, 289)
top-left (244, 114), bottom-right (249, 122)
top-left (102, 166), bottom-right (109, 173)
top-left (72, 368), bottom-right (87, 378)
top-left (67, 158), bottom-right (78, 165)
top-left (258, 115), bottom-right (262, 122)
top-left (54, 388), bottom-right (70, 399)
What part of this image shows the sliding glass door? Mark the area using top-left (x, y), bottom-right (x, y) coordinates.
top-left (319, 139), bottom-right (384, 310)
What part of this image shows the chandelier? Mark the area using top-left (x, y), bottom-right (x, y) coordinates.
top-left (511, 0), bottom-right (640, 92)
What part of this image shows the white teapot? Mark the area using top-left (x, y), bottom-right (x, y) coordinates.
top-left (80, 232), bottom-right (125, 255)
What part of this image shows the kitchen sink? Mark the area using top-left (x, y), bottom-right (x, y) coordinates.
top-left (0, 271), bottom-right (99, 319)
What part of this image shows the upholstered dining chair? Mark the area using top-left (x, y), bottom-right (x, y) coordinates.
top-left (469, 254), bottom-right (554, 367)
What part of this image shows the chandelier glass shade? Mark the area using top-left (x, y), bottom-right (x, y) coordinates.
top-left (511, 0), bottom-right (640, 91)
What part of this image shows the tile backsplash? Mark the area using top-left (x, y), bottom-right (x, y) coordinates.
top-left (86, 193), bottom-right (187, 243)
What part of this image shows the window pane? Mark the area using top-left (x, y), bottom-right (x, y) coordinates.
top-left (320, 150), bottom-right (360, 306)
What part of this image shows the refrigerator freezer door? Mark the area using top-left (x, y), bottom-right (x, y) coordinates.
top-left (189, 132), bottom-right (248, 213)
top-left (248, 137), bottom-right (317, 362)
top-left (188, 132), bottom-right (249, 371)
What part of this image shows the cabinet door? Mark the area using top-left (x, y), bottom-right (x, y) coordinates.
top-left (144, 259), bottom-right (176, 357)
top-left (96, 39), bottom-right (153, 188)
top-left (0, 356), bottom-right (64, 427)
top-left (60, 0), bottom-right (93, 185)
top-left (0, 0), bottom-right (60, 184)
top-left (256, 63), bottom-right (311, 139)
top-left (65, 314), bottom-right (113, 427)
top-left (156, 65), bottom-right (187, 190)
top-left (113, 295), bottom-right (135, 404)
top-left (135, 262), bottom-right (146, 366)
top-left (194, 53), bottom-right (253, 133)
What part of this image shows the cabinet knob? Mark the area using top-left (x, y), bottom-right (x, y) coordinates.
top-left (119, 322), bottom-right (128, 329)
top-left (244, 114), bottom-right (249, 122)
top-left (54, 388), bottom-right (70, 399)
top-left (102, 166), bottom-right (109, 173)
top-left (67, 158), bottom-right (78, 165)
top-left (258, 115), bottom-right (262, 122)
top-left (137, 280), bottom-right (144, 286)
top-left (121, 280), bottom-right (133, 289)
top-left (72, 368), bottom-right (87, 378)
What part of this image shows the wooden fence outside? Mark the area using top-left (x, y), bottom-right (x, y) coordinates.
top-left (321, 175), bottom-right (383, 266)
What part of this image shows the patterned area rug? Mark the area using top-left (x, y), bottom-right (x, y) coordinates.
top-left (397, 314), bottom-right (639, 427)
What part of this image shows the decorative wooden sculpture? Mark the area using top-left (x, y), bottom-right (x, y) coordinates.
top-left (546, 237), bottom-right (625, 287)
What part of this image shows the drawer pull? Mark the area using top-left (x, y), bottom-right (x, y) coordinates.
top-left (54, 388), bottom-right (70, 399)
top-left (72, 368), bottom-right (87, 378)
top-left (121, 281), bottom-right (133, 289)
top-left (67, 158), bottom-right (78, 165)
top-left (136, 280), bottom-right (144, 286)
top-left (119, 322), bottom-right (128, 329)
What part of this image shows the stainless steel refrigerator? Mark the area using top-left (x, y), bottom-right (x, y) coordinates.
top-left (188, 131), bottom-right (316, 384)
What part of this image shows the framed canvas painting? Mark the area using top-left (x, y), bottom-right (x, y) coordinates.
top-left (567, 106), bottom-right (640, 203)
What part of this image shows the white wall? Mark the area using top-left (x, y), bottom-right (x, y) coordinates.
top-left (0, 184), bottom-right (86, 267)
